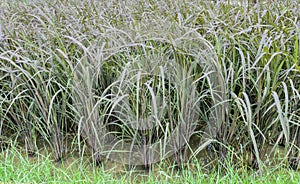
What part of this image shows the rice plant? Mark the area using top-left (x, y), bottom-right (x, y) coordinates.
top-left (0, 0), bottom-right (299, 174)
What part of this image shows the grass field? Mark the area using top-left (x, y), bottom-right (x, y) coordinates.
top-left (1, 146), bottom-right (300, 183)
top-left (0, 0), bottom-right (300, 183)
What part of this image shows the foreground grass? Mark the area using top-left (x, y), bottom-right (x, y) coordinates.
top-left (1, 147), bottom-right (300, 184)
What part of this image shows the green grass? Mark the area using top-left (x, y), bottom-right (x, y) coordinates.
top-left (0, 146), bottom-right (124, 183)
top-left (1, 146), bottom-right (300, 183)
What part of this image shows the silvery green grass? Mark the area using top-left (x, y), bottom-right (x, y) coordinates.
top-left (0, 0), bottom-right (300, 183)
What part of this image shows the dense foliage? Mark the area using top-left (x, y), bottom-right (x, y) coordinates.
top-left (0, 0), bottom-right (299, 174)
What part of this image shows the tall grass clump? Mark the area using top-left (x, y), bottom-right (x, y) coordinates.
top-left (0, 0), bottom-right (299, 174)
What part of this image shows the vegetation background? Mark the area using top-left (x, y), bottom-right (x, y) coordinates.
top-left (0, 0), bottom-right (299, 183)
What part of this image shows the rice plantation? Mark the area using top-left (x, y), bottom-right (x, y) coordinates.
top-left (0, 0), bottom-right (300, 182)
